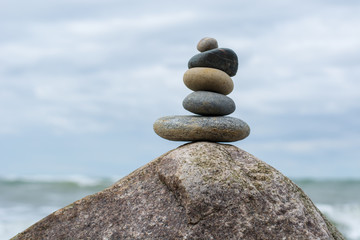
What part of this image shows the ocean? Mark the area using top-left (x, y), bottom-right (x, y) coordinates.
top-left (1, 176), bottom-right (359, 240)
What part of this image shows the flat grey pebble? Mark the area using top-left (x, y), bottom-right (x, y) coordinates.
top-left (183, 91), bottom-right (235, 116)
top-left (153, 115), bottom-right (250, 142)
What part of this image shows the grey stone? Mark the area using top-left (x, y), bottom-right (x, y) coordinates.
top-left (188, 48), bottom-right (238, 77)
top-left (12, 142), bottom-right (345, 240)
top-left (183, 91), bottom-right (235, 116)
top-left (197, 37), bottom-right (218, 52)
top-left (153, 115), bottom-right (250, 142)
top-left (183, 67), bottom-right (234, 95)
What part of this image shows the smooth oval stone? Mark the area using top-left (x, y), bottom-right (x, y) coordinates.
top-left (183, 91), bottom-right (235, 116)
top-left (183, 67), bottom-right (234, 95)
top-left (188, 48), bottom-right (238, 77)
top-left (153, 115), bottom-right (250, 142)
top-left (197, 37), bottom-right (218, 52)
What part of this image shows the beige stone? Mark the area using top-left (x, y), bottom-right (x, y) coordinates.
top-left (196, 37), bottom-right (218, 52)
top-left (183, 67), bottom-right (234, 95)
top-left (12, 142), bottom-right (344, 240)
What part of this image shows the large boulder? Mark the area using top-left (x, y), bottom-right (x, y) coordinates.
top-left (12, 142), bottom-right (344, 240)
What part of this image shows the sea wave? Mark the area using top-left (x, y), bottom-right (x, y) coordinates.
top-left (317, 203), bottom-right (360, 240)
top-left (0, 204), bottom-right (57, 240)
top-left (0, 174), bottom-right (120, 187)
top-left (0, 174), bottom-right (117, 239)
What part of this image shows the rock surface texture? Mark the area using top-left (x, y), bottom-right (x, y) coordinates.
top-left (13, 142), bottom-right (344, 240)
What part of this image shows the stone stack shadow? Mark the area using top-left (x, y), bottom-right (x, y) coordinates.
top-left (153, 37), bottom-right (250, 142)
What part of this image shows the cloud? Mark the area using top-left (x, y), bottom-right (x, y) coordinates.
top-left (2, 2), bottom-right (360, 131)
top-left (227, 6), bottom-right (360, 116)
top-left (245, 137), bottom-right (359, 154)
top-left (0, 0), bottom-right (360, 177)
top-left (64, 12), bottom-right (197, 36)
top-left (0, 8), bottom-right (198, 134)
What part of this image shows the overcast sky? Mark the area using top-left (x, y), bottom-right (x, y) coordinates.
top-left (1, 0), bottom-right (359, 179)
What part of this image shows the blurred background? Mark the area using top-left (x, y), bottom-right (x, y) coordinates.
top-left (1, 0), bottom-right (359, 239)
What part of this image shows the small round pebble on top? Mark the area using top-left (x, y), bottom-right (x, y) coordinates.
top-left (197, 37), bottom-right (218, 52)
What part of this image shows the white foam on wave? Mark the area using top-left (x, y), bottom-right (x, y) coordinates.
top-left (0, 204), bottom-right (58, 240)
top-left (317, 203), bottom-right (360, 240)
top-left (0, 174), bottom-right (122, 239)
top-left (0, 174), bottom-right (123, 239)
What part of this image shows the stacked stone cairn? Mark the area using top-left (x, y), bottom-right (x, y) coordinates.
top-left (153, 37), bottom-right (250, 142)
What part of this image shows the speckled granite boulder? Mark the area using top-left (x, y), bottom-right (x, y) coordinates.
top-left (188, 48), bottom-right (238, 77)
top-left (183, 67), bottom-right (234, 95)
top-left (183, 91), bottom-right (235, 116)
top-left (12, 142), bottom-right (344, 240)
top-left (153, 115), bottom-right (250, 142)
